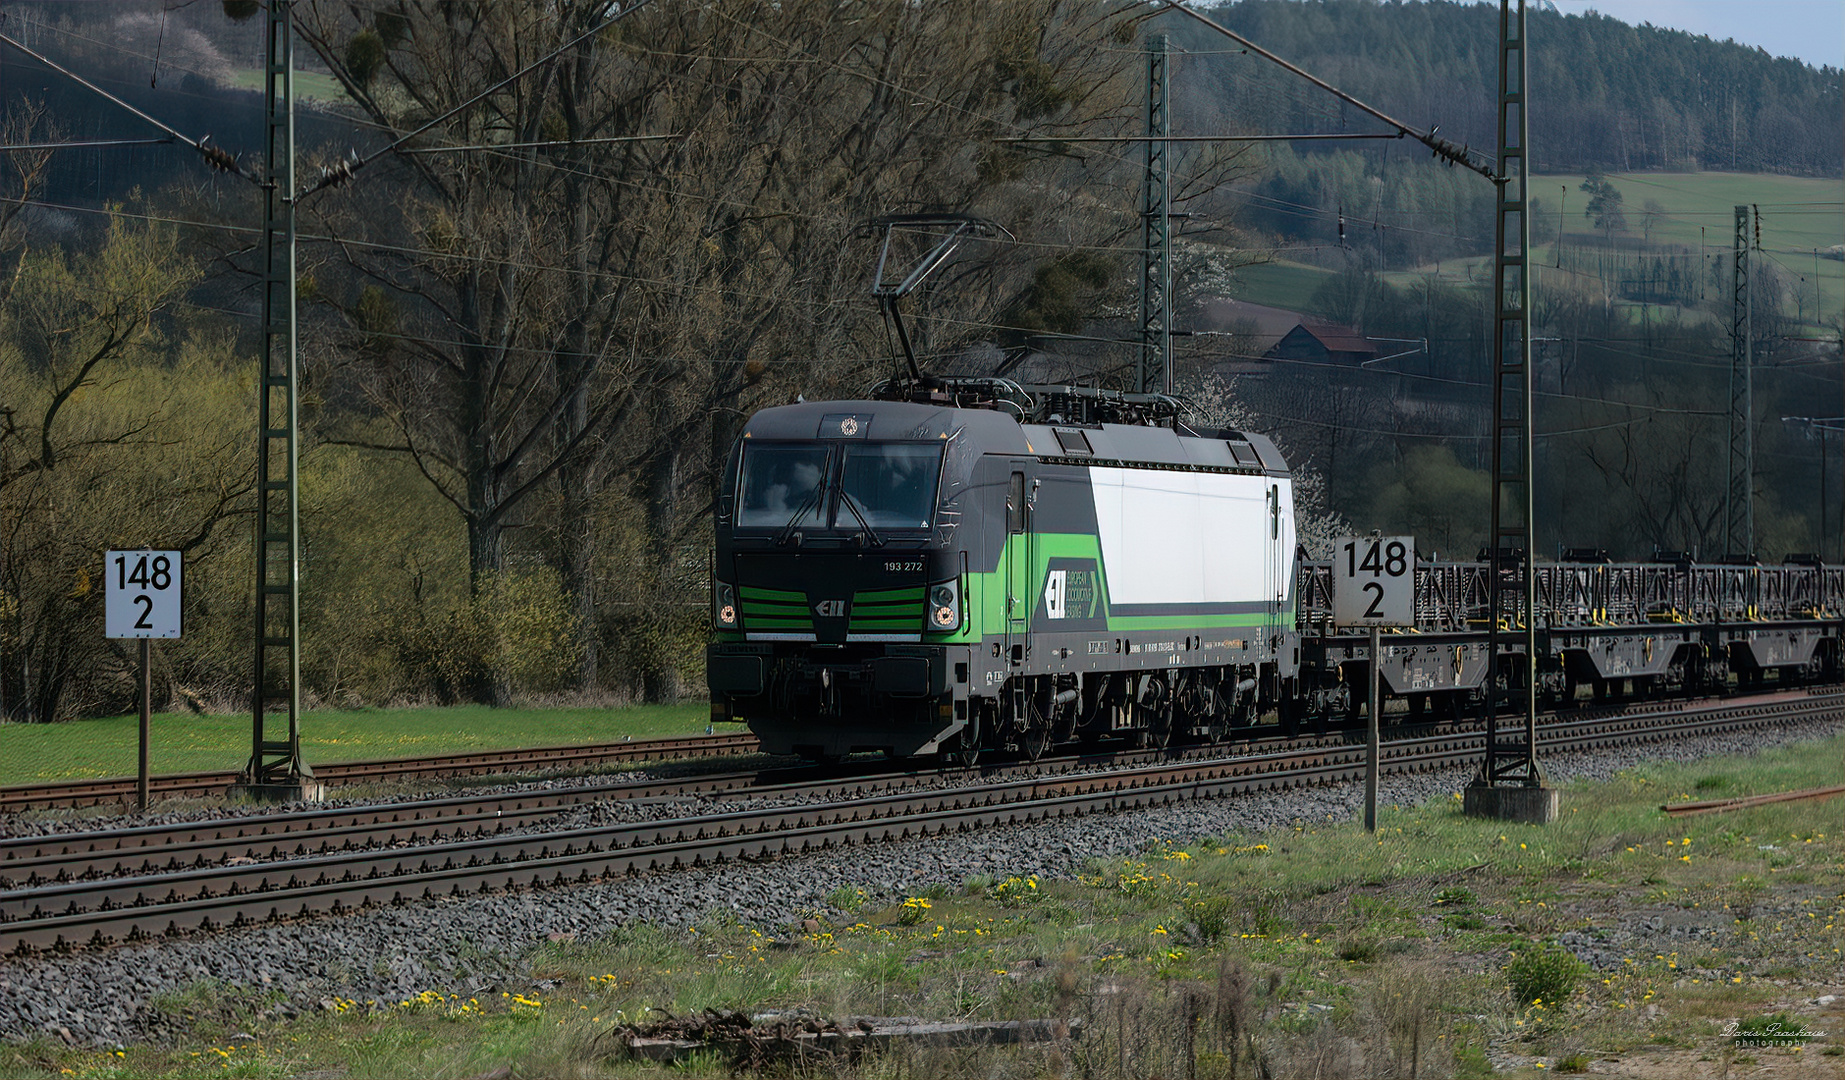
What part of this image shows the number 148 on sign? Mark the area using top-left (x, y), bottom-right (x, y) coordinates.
top-left (105, 550), bottom-right (183, 639)
top-left (1333, 536), bottom-right (1413, 627)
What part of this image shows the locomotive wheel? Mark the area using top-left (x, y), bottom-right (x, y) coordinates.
top-left (1020, 715), bottom-right (1052, 761)
top-left (942, 707), bottom-right (985, 768)
top-left (1143, 698), bottom-right (1174, 750)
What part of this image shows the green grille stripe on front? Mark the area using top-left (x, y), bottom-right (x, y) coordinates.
top-left (737, 584), bottom-right (925, 633)
top-left (856, 586), bottom-right (924, 601)
top-left (740, 582), bottom-right (810, 633)
top-left (851, 584), bottom-right (922, 633)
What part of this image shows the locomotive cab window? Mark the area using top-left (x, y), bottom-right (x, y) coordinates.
top-left (837, 444), bottom-right (943, 530)
top-left (737, 444), bottom-right (830, 528)
top-left (736, 441), bottom-right (943, 531)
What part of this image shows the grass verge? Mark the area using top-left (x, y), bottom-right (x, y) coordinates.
top-left (4, 731), bottom-right (1841, 1078)
top-left (0, 704), bottom-right (714, 787)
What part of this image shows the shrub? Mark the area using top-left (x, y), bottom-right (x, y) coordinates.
top-left (990, 875), bottom-right (1043, 908)
top-left (1193, 889), bottom-right (1286, 941)
top-left (1505, 942), bottom-right (1588, 1007)
top-left (1734, 1012), bottom-right (1805, 1047)
top-left (1337, 934), bottom-right (1381, 963)
top-left (1191, 897), bottom-right (1236, 944)
top-left (895, 897), bottom-right (931, 926)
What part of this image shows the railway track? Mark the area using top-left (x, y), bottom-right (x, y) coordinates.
top-left (0, 732), bottom-right (763, 813)
top-left (1, 689), bottom-right (1832, 957)
top-left (0, 734), bottom-right (1333, 885)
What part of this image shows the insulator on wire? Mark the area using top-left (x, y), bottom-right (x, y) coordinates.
top-left (200, 140), bottom-right (237, 173)
top-left (319, 158), bottom-right (356, 188)
top-left (1337, 205), bottom-right (1345, 243)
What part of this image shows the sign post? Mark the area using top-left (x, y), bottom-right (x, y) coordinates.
top-left (105, 549), bottom-right (182, 811)
top-left (1333, 534), bottom-right (1414, 833)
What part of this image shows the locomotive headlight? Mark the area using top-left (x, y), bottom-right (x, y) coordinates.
top-left (714, 582), bottom-right (738, 628)
top-left (929, 579), bottom-right (961, 630)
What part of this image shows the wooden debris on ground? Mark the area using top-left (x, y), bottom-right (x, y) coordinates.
top-left (604, 1007), bottom-right (1083, 1068)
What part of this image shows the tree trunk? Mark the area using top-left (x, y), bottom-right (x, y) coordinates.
top-left (640, 406), bottom-right (682, 705)
top-left (554, 166), bottom-right (601, 693)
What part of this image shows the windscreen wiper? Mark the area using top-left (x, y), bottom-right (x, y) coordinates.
top-left (836, 490), bottom-right (886, 548)
top-left (774, 482), bottom-right (828, 547)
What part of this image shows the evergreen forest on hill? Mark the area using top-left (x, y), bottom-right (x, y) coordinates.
top-left (1187, 0), bottom-right (1840, 177)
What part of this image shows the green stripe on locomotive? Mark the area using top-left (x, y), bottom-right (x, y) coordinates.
top-left (926, 530), bottom-right (1295, 643)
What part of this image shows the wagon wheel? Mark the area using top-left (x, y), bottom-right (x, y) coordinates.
top-left (1275, 680), bottom-right (1303, 738)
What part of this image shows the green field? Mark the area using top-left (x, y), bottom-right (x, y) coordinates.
top-left (1230, 173), bottom-right (1844, 328)
top-left (224, 68), bottom-right (349, 103)
top-left (1538, 171), bottom-right (1843, 254)
top-left (1538, 171), bottom-right (1843, 325)
top-left (0, 704), bottom-right (713, 787)
top-left (1226, 258), bottom-right (1336, 311)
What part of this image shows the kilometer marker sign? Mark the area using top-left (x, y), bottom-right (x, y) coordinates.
top-left (1332, 535), bottom-right (1413, 628)
top-left (104, 550), bottom-right (183, 639)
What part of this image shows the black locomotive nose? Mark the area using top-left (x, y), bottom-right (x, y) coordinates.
top-left (811, 595), bottom-right (851, 643)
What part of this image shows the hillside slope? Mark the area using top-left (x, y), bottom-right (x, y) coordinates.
top-left (1183, 0), bottom-right (1841, 176)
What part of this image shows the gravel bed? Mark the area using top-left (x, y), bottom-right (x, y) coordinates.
top-left (0, 767), bottom-right (716, 842)
top-left (1, 716), bottom-right (1837, 1048)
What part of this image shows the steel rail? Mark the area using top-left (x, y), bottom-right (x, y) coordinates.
top-left (0, 692), bottom-right (1830, 957)
top-left (0, 734), bottom-right (1338, 884)
top-left (1663, 783), bottom-right (1845, 817)
top-left (0, 733), bottom-right (763, 812)
top-left (2, 689), bottom-right (1828, 878)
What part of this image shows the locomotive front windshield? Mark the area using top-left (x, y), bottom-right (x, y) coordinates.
top-left (737, 444), bottom-right (829, 528)
top-left (736, 442), bottom-right (943, 531)
top-left (838, 444), bottom-right (941, 529)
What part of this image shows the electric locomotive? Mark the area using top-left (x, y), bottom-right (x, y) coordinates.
top-left (706, 392), bottom-right (1300, 761)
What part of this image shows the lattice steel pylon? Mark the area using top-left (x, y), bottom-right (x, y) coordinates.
top-left (1477, 0), bottom-right (1543, 789)
top-left (240, 0), bottom-right (314, 794)
top-left (1726, 204), bottom-right (1754, 558)
top-left (1137, 33), bottom-right (1172, 396)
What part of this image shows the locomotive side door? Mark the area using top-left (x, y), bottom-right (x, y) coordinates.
top-left (1265, 483), bottom-right (1283, 654)
top-left (1004, 465), bottom-right (1032, 664)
